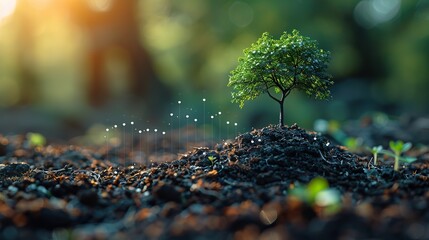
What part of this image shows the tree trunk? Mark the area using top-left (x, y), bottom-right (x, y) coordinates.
top-left (279, 100), bottom-right (284, 127)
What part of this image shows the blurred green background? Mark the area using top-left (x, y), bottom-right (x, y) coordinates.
top-left (0, 0), bottom-right (428, 141)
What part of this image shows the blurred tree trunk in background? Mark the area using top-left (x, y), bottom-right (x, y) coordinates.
top-left (15, 0), bottom-right (40, 105)
top-left (63, 0), bottom-right (170, 112)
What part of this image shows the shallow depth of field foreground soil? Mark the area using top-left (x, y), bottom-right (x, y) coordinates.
top-left (1, 124), bottom-right (429, 240)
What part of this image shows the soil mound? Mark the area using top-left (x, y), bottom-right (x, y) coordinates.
top-left (0, 125), bottom-right (428, 239)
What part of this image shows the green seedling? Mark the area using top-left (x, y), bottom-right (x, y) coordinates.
top-left (228, 29), bottom-right (333, 126)
top-left (26, 132), bottom-right (46, 147)
top-left (368, 145), bottom-right (383, 165)
top-left (381, 140), bottom-right (416, 171)
top-left (207, 156), bottom-right (217, 165)
top-left (344, 137), bottom-right (362, 152)
top-left (289, 177), bottom-right (341, 215)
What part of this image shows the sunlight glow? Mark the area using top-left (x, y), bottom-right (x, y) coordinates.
top-left (88, 0), bottom-right (113, 12)
top-left (0, 0), bottom-right (17, 21)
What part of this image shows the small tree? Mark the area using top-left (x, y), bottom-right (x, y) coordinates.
top-left (228, 30), bottom-right (333, 126)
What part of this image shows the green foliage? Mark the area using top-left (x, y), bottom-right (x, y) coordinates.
top-left (26, 132), bottom-right (46, 148)
top-left (379, 140), bottom-right (416, 171)
top-left (306, 177), bottom-right (329, 203)
top-left (389, 140), bottom-right (412, 155)
top-left (228, 29), bottom-right (333, 126)
top-left (344, 137), bottom-right (362, 152)
top-left (207, 156), bottom-right (217, 165)
top-left (289, 177), bottom-right (341, 215)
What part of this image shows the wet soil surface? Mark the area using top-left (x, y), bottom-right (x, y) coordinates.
top-left (1, 124), bottom-right (429, 239)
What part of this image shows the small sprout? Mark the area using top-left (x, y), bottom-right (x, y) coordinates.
top-left (306, 177), bottom-right (329, 204)
top-left (27, 132), bottom-right (46, 147)
top-left (344, 137), bottom-right (361, 152)
top-left (387, 140), bottom-right (414, 171)
top-left (368, 145), bottom-right (383, 165)
top-left (208, 156), bottom-right (217, 165)
top-left (380, 140), bottom-right (417, 171)
top-left (289, 177), bottom-right (341, 215)
top-left (315, 188), bottom-right (341, 215)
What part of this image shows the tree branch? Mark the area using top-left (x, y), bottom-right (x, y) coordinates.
top-left (262, 79), bottom-right (281, 103)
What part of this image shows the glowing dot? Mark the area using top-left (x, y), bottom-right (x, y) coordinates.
top-left (211, 115), bottom-right (214, 119)
top-left (203, 98), bottom-right (206, 102)
top-left (178, 100), bottom-right (181, 104)
top-left (251, 140), bottom-right (254, 144)
top-left (154, 129), bottom-right (158, 132)
top-left (226, 121), bottom-right (230, 124)
top-left (194, 119), bottom-right (198, 122)
top-left (186, 115), bottom-right (189, 118)
top-left (139, 130), bottom-right (142, 134)
top-left (162, 132), bottom-right (166, 135)
top-left (122, 123), bottom-right (126, 126)
top-left (218, 112), bottom-right (222, 115)
top-left (146, 128), bottom-right (150, 132)
top-left (114, 125), bottom-right (118, 128)
top-left (170, 113), bottom-right (173, 117)
top-left (234, 123), bottom-right (238, 126)
top-left (131, 121), bottom-right (134, 125)
top-left (314, 137), bottom-right (317, 140)
top-left (326, 142), bottom-right (330, 146)
top-left (106, 128), bottom-right (109, 132)
top-left (258, 139), bottom-right (262, 142)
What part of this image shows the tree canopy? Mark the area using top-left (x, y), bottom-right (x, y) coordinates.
top-left (228, 30), bottom-right (333, 126)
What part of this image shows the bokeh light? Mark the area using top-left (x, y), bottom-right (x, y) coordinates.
top-left (0, 0), bottom-right (16, 22)
top-left (354, 0), bottom-right (401, 28)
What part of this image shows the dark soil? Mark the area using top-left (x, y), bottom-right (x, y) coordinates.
top-left (1, 124), bottom-right (429, 240)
